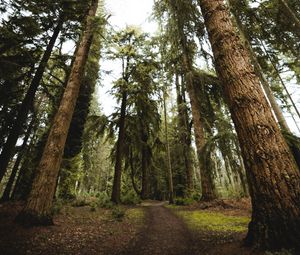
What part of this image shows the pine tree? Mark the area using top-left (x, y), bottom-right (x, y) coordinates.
top-left (16, 0), bottom-right (99, 225)
top-left (198, 0), bottom-right (300, 250)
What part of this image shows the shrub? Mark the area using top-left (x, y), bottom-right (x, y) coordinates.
top-left (111, 207), bottom-right (125, 221)
top-left (98, 192), bottom-right (114, 208)
top-left (71, 196), bottom-right (90, 207)
top-left (90, 201), bottom-right (98, 212)
top-left (122, 190), bottom-right (141, 205)
top-left (174, 197), bottom-right (194, 206)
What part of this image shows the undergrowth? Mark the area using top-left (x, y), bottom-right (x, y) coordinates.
top-left (175, 210), bottom-right (250, 232)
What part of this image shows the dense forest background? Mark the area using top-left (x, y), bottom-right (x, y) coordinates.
top-left (0, 0), bottom-right (300, 254)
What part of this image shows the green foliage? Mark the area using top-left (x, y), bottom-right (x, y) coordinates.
top-left (174, 197), bottom-right (194, 206)
top-left (175, 210), bottom-right (250, 233)
top-left (111, 206), bottom-right (125, 221)
top-left (97, 192), bottom-right (114, 208)
top-left (72, 196), bottom-right (91, 207)
top-left (121, 190), bottom-right (141, 205)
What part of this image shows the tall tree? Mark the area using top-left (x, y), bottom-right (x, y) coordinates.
top-left (0, 12), bottom-right (64, 182)
top-left (198, 0), bottom-right (300, 250)
top-left (16, 0), bottom-right (99, 225)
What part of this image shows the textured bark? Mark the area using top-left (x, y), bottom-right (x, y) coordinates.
top-left (111, 91), bottom-right (127, 204)
top-left (228, 2), bottom-right (291, 132)
top-left (0, 16), bottom-right (63, 183)
top-left (199, 0), bottom-right (300, 250)
top-left (16, 0), bottom-right (98, 225)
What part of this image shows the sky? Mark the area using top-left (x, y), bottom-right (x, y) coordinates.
top-left (97, 0), bottom-right (157, 116)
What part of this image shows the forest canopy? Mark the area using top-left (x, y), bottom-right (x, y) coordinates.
top-left (0, 0), bottom-right (300, 254)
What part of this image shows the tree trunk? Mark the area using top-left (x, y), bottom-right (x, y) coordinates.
top-left (140, 132), bottom-right (150, 200)
top-left (16, 0), bottom-right (98, 225)
top-left (188, 75), bottom-right (216, 201)
top-left (0, 119), bottom-right (34, 202)
top-left (198, 0), bottom-right (300, 250)
top-left (129, 151), bottom-right (141, 196)
top-left (0, 16), bottom-right (64, 183)
top-left (175, 74), bottom-right (193, 195)
top-left (279, 0), bottom-right (300, 34)
top-left (59, 16), bottom-right (102, 199)
top-left (228, 2), bottom-right (291, 132)
top-left (170, 0), bottom-right (215, 199)
top-left (163, 91), bottom-right (174, 204)
top-left (111, 90), bottom-right (127, 203)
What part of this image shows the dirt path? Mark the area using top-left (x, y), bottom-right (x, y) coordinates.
top-left (120, 201), bottom-right (197, 255)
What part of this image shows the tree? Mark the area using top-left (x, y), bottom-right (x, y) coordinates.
top-left (59, 10), bottom-right (106, 199)
top-left (108, 28), bottom-right (161, 203)
top-left (0, 5), bottom-right (64, 182)
top-left (198, 0), bottom-right (300, 250)
top-left (16, 0), bottom-right (99, 225)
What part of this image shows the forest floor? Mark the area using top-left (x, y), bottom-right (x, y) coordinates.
top-left (0, 199), bottom-right (293, 255)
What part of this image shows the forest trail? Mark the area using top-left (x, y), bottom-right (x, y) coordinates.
top-left (121, 201), bottom-right (198, 255)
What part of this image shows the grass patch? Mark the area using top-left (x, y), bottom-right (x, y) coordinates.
top-left (175, 210), bottom-right (250, 233)
top-left (126, 208), bottom-right (144, 221)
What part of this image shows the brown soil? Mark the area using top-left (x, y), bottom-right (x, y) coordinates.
top-left (0, 202), bottom-right (144, 255)
top-left (121, 200), bottom-right (262, 255)
top-left (121, 201), bottom-right (194, 255)
top-left (0, 199), bottom-right (291, 255)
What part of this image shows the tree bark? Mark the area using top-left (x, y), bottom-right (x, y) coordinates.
top-left (16, 0), bottom-right (98, 225)
top-left (0, 16), bottom-right (64, 183)
top-left (111, 91), bottom-right (127, 204)
top-left (227, 2), bottom-right (291, 132)
top-left (198, 0), bottom-right (300, 250)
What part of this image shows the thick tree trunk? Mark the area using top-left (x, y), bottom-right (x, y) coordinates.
top-left (228, 2), bottom-right (291, 132)
top-left (59, 18), bottom-right (102, 199)
top-left (199, 0), bottom-right (300, 250)
top-left (111, 91), bottom-right (127, 204)
top-left (0, 16), bottom-right (64, 183)
top-left (16, 0), bottom-right (98, 225)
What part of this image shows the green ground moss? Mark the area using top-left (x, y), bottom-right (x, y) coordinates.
top-left (175, 210), bottom-right (250, 233)
top-left (126, 208), bottom-right (145, 221)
